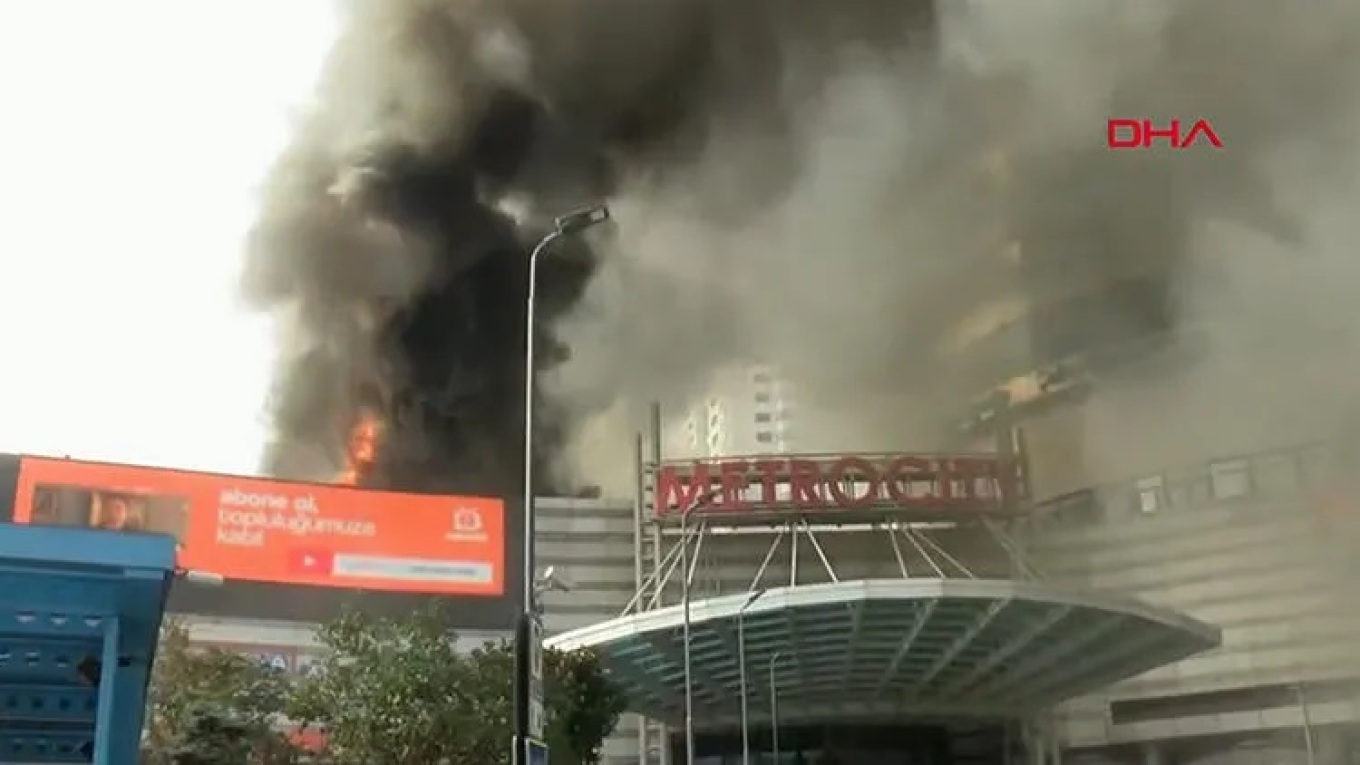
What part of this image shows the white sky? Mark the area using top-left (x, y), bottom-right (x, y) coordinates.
top-left (0, 1), bottom-right (338, 475)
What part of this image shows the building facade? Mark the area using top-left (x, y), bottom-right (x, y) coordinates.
top-left (675, 365), bottom-right (798, 458)
top-left (163, 425), bottom-right (1360, 765)
top-left (545, 435), bottom-right (1222, 765)
top-left (927, 37), bottom-right (1360, 756)
top-left (1020, 407), bottom-right (1360, 764)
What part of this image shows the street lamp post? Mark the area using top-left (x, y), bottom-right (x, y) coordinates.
top-left (737, 589), bottom-right (766, 765)
top-left (516, 205), bottom-right (610, 765)
top-left (679, 489), bottom-right (719, 765)
top-left (522, 204), bottom-right (611, 612)
top-left (768, 651), bottom-right (784, 763)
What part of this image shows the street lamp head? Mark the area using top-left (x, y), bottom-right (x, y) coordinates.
top-left (535, 565), bottom-right (574, 594)
top-left (554, 204), bottom-right (610, 235)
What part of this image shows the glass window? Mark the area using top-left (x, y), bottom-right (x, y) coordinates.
top-left (1209, 459), bottom-right (1252, 500)
top-left (1135, 476), bottom-right (1165, 513)
top-left (752, 372), bottom-right (772, 384)
top-left (754, 392), bottom-right (772, 403)
top-left (755, 431), bottom-right (774, 444)
top-left (754, 412), bottom-right (773, 423)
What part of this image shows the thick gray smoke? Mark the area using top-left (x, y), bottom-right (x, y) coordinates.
top-left (244, 0), bottom-right (1360, 496)
top-left (934, 0), bottom-right (1360, 493)
top-left (556, 0), bottom-right (1360, 492)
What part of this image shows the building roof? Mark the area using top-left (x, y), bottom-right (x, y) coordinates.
top-left (547, 578), bottom-right (1219, 728)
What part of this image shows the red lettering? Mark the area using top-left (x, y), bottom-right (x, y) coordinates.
top-left (1108, 118), bottom-right (1222, 150)
top-left (936, 458), bottom-right (956, 502)
top-left (788, 460), bottom-right (824, 507)
top-left (1182, 119), bottom-right (1223, 148)
top-left (718, 460), bottom-right (751, 510)
top-left (655, 454), bottom-right (1016, 517)
top-left (826, 457), bottom-right (879, 508)
top-left (654, 463), bottom-right (709, 516)
top-left (883, 456), bottom-right (932, 505)
top-left (1106, 118), bottom-right (1142, 148)
top-left (1143, 119), bottom-right (1180, 147)
top-left (753, 460), bottom-right (783, 506)
top-left (945, 457), bottom-right (992, 504)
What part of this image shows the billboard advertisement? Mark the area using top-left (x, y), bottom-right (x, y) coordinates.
top-left (12, 456), bottom-right (505, 597)
top-left (0, 455), bottom-right (520, 627)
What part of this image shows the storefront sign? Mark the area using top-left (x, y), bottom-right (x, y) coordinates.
top-left (654, 453), bottom-right (1021, 516)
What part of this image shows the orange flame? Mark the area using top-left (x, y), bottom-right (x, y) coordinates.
top-left (337, 413), bottom-right (381, 486)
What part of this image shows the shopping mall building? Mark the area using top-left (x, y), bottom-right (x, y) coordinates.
top-left (155, 401), bottom-right (1360, 765)
top-left (3, 408), bottom-right (1354, 765)
top-left (120, 108), bottom-right (1360, 765)
top-left (9, 277), bottom-right (1353, 765)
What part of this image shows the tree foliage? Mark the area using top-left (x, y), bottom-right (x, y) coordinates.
top-left (289, 604), bottom-right (628, 765)
top-left (543, 646), bottom-right (627, 765)
top-left (143, 609), bottom-right (626, 765)
top-left (143, 620), bottom-right (298, 765)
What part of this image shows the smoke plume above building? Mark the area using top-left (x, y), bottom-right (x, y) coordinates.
top-left (243, 0), bottom-right (1360, 496)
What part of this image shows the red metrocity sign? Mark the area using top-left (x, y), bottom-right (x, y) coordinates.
top-left (653, 453), bottom-right (1021, 517)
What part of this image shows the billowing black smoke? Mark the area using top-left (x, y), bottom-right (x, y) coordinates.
top-left (247, 0), bottom-right (1360, 497)
top-left (243, 0), bottom-right (937, 494)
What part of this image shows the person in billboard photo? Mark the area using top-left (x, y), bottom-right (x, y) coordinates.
top-left (28, 484), bottom-right (189, 541)
top-left (90, 492), bottom-right (148, 531)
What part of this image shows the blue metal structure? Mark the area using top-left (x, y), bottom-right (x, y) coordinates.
top-left (0, 523), bottom-right (176, 764)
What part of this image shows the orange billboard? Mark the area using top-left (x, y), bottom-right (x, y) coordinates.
top-left (12, 457), bottom-right (505, 596)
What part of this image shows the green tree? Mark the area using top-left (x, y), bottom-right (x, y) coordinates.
top-left (544, 646), bottom-right (628, 765)
top-left (288, 605), bottom-right (627, 765)
top-left (143, 620), bottom-right (300, 765)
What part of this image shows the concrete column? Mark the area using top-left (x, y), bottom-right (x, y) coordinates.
top-left (658, 724), bottom-right (672, 765)
top-left (638, 718), bottom-right (649, 765)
